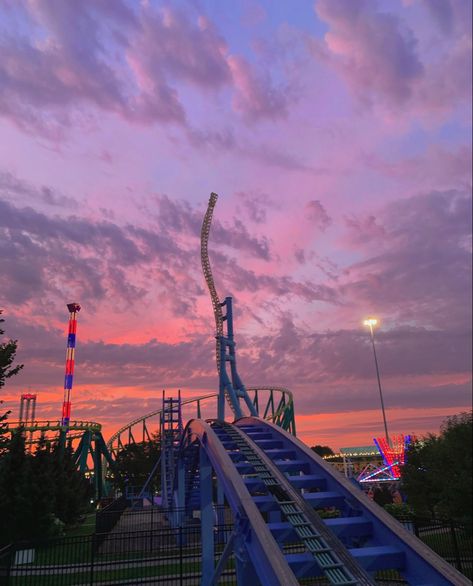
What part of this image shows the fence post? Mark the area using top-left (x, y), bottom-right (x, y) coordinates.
top-left (89, 534), bottom-right (96, 586)
top-left (450, 520), bottom-right (463, 573)
top-left (0, 544), bottom-right (14, 586)
top-left (179, 525), bottom-right (183, 586)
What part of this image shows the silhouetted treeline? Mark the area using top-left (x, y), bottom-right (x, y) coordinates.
top-left (0, 432), bottom-right (94, 546)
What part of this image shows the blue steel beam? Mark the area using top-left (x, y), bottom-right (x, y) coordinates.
top-left (200, 447), bottom-right (214, 585)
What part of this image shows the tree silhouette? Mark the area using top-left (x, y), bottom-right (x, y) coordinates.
top-left (402, 412), bottom-right (472, 522)
top-left (0, 310), bottom-right (24, 454)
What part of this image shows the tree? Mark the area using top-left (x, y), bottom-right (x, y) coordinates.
top-left (373, 484), bottom-right (393, 507)
top-left (51, 442), bottom-right (94, 526)
top-left (111, 438), bottom-right (161, 494)
top-left (0, 310), bottom-right (24, 389)
top-left (1, 310), bottom-right (24, 454)
top-left (0, 431), bottom-right (62, 546)
top-left (0, 433), bottom-right (94, 546)
top-left (311, 445), bottom-right (335, 458)
top-left (401, 412), bottom-right (472, 522)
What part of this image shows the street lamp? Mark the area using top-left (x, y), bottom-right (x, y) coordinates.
top-left (363, 318), bottom-right (390, 446)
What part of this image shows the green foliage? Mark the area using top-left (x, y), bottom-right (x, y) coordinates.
top-left (52, 442), bottom-right (94, 526)
top-left (384, 502), bottom-right (413, 520)
top-left (0, 310), bottom-right (24, 453)
top-left (372, 484), bottom-right (394, 507)
top-left (111, 439), bottom-right (161, 494)
top-left (401, 411), bottom-right (472, 522)
top-left (311, 445), bottom-right (335, 458)
top-left (0, 433), bottom-right (94, 546)
top-left (0, 309), bottom-right (24, 389)
top-left (316, 508), bottom-right (341, 519)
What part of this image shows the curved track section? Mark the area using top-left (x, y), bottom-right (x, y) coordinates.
top-left (106, 393), bottom-right (216, 456)
top-left (200, 192), bottom-right (224, 373)
top-left (3, 419), bottom-right (102, 443)
top-left (247, 386), bottom-right (296, 435)
top-left (106, 387), bottom-right (296, 456)
top-left (178, 417), bottom-right (469, 585)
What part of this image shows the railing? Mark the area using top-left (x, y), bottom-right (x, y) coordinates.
top-left (0, 512), bottom-right (470, 584)
top-left (0, 510), bottom-right (235, 586)
top-left (402, 517), bottom-right (472, 578)
top-left (3, 421), bottom-right (102, 433)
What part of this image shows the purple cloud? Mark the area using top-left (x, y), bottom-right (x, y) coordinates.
top-left (340, 189), bottom-right (472, 329)
top-left (0, 170), bottom-right (77, 209)
top-left (305, 200), bottom-right (332, 231)
top-left (227, 54), bottom-right (289, 120)
top-left (236, 191), bottom-right (276, 224)
top-left (150, 194), bottom-right (273, 261)
top-left (316, 0), bottom-right (423, 107)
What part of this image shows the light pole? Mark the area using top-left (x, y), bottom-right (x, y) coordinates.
top-left (363, 318), bottom-right (390, 446)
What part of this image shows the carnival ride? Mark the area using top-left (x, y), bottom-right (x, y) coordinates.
top-left (357, 435), bottom-right (413, 484)
top-left (2, 303), bottom-right (113, 499)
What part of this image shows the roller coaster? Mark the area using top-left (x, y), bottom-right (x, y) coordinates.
top-left (115, 193), bottom-right (467, 585)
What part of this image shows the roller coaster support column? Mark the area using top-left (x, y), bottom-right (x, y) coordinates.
top-left (19, 393), bottom-right (37, 451)
top-left (161, 391), bottom-right (183, 509)
top-left (200, 445), bottom-right (215, 585)
top-left (218, 297), bottom-right (257, 421)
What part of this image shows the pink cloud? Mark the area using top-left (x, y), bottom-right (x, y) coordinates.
top-left (128, 8), bottom-right (230, 88)
top-left (344, 214), bottom-right (386, 247)
top-left (0, 2), bottom-right (293, 137)
top-left (338, 189), bottom-right (471, 329)
top-left (227, 54), bottom-right (289, 120)
top-left (314, 0), bottom-right (471, 117)
top-left (305, 200), bottom-right (332, 231)
top-left (362, 145), bottom-right (472, 191)
top-left (316, 0), bottom-right (423, 107)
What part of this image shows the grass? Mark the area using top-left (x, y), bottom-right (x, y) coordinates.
top-left (10, 558), bottom-right (236, 585)
top-left (64, 513), bottom-right (96, 538)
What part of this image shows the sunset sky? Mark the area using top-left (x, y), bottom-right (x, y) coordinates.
top-left (0, 0), bottom-right (471, 450)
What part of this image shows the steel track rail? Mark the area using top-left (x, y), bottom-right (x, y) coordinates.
top-left (200, 192), bottom-right (224, 373)
top-left (213, 420), bottom-right (374, 585)
top-left (106, 388), bottom-right (295, 452)
top-left (3, 420), bottom-right (102, 434)
top-left (182, 418), bottom-right (300, 586)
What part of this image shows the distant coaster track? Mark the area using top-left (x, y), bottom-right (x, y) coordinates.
top-left (106, 386), bottom-right (295, 458)
top-left (3, 419), bottom-right (102, 440)
top-left (2, 419), bottom-right (112, 499)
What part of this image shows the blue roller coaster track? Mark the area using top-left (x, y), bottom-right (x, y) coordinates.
top-left (176, 416), bottom-right (469, 585)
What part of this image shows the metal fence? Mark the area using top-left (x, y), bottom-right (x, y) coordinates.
top-left (0, 512), bottom-right (471, 585)
top-left (409, 517), bottom-right (472, 578)
top-left (0, 522), bottom-right (236, 585)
